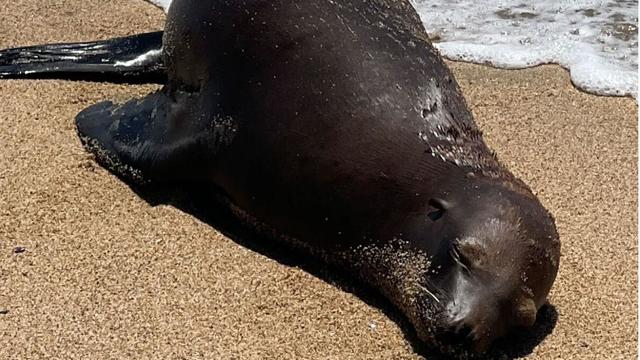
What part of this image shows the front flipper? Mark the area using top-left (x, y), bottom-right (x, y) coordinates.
top-left (76, 89), bottom-right (237, 184)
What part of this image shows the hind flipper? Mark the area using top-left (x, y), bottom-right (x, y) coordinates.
top-left (76, 90), bottom-right (237, 184)
top-left (0, 31), bottom-right (165, 84)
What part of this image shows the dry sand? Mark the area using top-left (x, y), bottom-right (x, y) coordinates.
top-left (0, 0), bottom-right (637, 359)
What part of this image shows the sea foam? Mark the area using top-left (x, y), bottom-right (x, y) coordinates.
top-left (413, 0), bottom-right (637, 98)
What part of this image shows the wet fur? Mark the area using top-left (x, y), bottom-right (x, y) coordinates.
top-left (0, 0), bottom-right (560, 356)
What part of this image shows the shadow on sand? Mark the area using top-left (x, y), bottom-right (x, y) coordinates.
top-left (128, 181), bottom-right (558, 359)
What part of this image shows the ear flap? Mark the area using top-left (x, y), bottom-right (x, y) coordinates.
top-left (514, 297), bottom-right (537, 328)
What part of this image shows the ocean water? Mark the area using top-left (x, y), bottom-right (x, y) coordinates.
top-left (146, 0), bottom-right (638, 98)
top-left (412, 0), bottom-right (638, 98)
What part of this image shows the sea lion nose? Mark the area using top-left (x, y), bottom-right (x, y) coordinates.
top-left (441, 318), bottom-right (495, 353)
top-left (445, 319), bottom-right (501, 353)
top-left (441, 321), bottom-right (474, 346)
top-left (442, 296), bottom-right (539, 352)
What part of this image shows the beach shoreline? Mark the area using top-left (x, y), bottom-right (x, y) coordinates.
top-left (0, 1), bottom-right (637, 359)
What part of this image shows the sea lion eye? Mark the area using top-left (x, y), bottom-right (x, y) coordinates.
top-left (427, 198), bottom-right (448, 221)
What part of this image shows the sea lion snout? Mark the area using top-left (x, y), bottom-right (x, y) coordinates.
top-left (441, 286), bottom-right (539, 353)
top-left (439, 300), bottom-right (503, 353)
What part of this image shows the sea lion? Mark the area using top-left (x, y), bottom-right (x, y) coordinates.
top-left (0, 0), bottom-right (560, 355)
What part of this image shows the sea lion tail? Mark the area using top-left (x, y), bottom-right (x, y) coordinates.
top-left (0, 31), bottom-right (165, 84)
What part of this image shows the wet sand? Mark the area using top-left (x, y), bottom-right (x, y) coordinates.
top-left (0, 0), bottom-right (637, 358)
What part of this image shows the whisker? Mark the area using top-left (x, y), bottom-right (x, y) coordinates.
top-left (416, 282), bottom-right (440, 303)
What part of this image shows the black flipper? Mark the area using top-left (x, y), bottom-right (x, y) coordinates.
top-left (0, 31), bottom-right (165, 84)
top-left (76, 89), bottom-right (237, 184)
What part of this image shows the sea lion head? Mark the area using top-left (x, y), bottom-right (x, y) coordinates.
top-left (406, 177), bottom-right (560, 354)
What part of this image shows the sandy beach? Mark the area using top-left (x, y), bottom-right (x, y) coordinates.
top-left (0, 0), bottom-right (637, 359)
